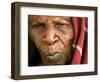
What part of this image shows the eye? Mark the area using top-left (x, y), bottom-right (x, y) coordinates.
top-left (31, 23), bottom-right (45, 29)
top-left (55, 23), bottom-right (68, 28)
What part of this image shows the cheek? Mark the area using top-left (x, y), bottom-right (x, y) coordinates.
top-left (58, 29), bottom-right (74, 48)
top-left (29, 31), bottom-right (42, 49)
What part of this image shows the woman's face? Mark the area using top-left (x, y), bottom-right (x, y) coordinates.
top-left (28, 16), bottom-right (74, 65)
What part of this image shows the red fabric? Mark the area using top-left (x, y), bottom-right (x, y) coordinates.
top-left (71, 17), bottom-right (88, 64)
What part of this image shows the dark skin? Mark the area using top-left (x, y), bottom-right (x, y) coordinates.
top-left (28, 16), bottom-right (74, 66)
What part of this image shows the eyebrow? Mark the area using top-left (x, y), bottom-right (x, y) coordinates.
top-left (30, 21), bottom-right (45, 27)
top-left (33, 22), bottom-right (45, 26)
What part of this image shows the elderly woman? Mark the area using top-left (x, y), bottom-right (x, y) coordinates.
top-left (28, 15), bottom-right (87, 66)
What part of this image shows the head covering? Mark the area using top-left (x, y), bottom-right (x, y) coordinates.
top-left (71, 17), bottom-right (88, 64)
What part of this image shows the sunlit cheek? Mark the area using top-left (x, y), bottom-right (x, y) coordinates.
top-left (29, 30), bottom-right (41, 49)
top-left (34, 37), bottom-right (41, 49)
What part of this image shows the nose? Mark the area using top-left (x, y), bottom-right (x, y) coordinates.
top-left (42, 28), bottom-right (59, 45)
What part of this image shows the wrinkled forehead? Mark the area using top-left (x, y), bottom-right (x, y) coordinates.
top-left (28, 15), bottom-right (71, 23)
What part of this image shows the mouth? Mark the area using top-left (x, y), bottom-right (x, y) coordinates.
top-left (46, 52), bottom-right (61, 57)
top-left (43, 52), bottom-right (64, 64)
top-left (46, 52), bottom-right (60, 59)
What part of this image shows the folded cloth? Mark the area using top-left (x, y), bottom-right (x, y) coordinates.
top-left (71, 17), bottom-right (88, 64)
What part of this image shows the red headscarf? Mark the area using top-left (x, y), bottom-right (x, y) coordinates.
top-left (71, 17), bottom-right (88, 64)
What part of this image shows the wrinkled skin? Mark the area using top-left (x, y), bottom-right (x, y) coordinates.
top-left (28, 16), bottom-right (74, 65)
